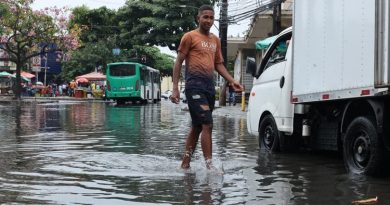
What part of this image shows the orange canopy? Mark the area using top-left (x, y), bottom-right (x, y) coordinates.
top-left (21, 71), bottom-right (35, 78)
top-left (75, 71), bottom-right (106, 81)
top-left (76, 77), bottom-right (89, 84)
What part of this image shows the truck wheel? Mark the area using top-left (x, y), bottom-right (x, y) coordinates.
top-left (343, 116), bottom-right (385, 176)
top-left (259, 115), bottom-right (280, 152)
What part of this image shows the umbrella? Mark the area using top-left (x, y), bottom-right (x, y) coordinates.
top-left (76, 77), bottom-right (89, 83)
top-left (32, 84), bottom-right (45, 89)
top-left (11, 74), bottom-right (30, 82)
top-left (21, 71), bottom-right (35, 78)
top-left (76, 71), bottom-right (106, 81)
top-left (0, 71), bottom-right (12, 78)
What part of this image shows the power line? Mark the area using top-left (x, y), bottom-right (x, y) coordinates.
top-left (227, 0), bottom-right (285, 23)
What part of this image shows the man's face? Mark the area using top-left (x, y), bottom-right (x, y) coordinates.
top-left (197, 10), bottom-right (214, 31)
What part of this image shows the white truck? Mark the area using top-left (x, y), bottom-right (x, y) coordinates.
top-left (246, 0), bottom-right (390, 176)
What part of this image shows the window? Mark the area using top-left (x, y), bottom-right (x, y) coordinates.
top-left (153, 72), bottom-right (160, 83)
top-left (141, 67), bottom-right (150, 83)
top-left (259, 32), bottom-right (292, 74)
top-left (109, 64), bottom-right (136, 76)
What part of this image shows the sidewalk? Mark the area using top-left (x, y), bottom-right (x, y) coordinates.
top-left (213, 101), bottom-right (247, 118)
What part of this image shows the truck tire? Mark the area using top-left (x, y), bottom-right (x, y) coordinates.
top-left (259, 114), bottom-right (280, 152)
top-left (343, 116), bottom-right (386, 176)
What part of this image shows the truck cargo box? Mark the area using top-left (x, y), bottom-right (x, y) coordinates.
top-left (292, 0), bottom-right (390, 103)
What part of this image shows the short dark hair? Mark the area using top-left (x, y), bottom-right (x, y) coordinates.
top-left (198, 5), bottom-right (214, 15)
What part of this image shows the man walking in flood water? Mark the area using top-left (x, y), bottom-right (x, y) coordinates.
top-left (170, 5), bottom-right (243, 170)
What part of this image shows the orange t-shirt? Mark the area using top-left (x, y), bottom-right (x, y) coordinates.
top-left (178, 30), bottom-right (223, 93)
top-left (69, 81), bottom-right (76, 89)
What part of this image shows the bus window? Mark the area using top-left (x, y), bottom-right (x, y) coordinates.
top-left (110, 64), bottom-right (136, 76)
top-left (141, 67), bottom-right (150, 83)
top-left (153, 72), bottom-right (160, 83)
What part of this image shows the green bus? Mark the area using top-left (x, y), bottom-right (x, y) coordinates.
top-left (106, 62), bottom-right (161, 104)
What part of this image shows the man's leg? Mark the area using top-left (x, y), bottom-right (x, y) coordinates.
top-left (181, 125), bottom-right (202, 169)
top-left (200, 124), bottom-right (213, 168)
top-left (183, 89), bottom-right (215, 169)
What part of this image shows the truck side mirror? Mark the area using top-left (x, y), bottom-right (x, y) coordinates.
top-left (246, 57), bottom-right (256, 77)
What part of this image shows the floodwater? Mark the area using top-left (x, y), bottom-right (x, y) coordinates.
top-left (0, 100), bottom-right (389, 205)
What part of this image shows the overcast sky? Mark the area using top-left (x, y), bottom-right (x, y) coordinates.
top-left (32, 0), bottom-right (126, 10)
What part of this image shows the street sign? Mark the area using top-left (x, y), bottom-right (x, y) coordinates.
top-left (32, 56), bottom-right (41, 72)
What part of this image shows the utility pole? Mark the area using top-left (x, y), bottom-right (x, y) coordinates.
top-left (218, 0), bottom-right (229, 106)
top-left (273, 3), bottom-right (282, 35)
top-left (219, 0), bottom-right (228, 68)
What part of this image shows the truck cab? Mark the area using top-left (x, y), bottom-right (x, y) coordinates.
top-left (247, 27), bottom-right (294, 151)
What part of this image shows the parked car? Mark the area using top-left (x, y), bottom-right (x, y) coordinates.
top-left (161, 90), bottom-right (172, 100)
top-left (161, 89), bottom-right (186, 103)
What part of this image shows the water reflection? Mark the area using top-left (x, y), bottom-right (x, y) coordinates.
top-left (250, 150), bottom-right (390, 205)
top-left (104, 105), bottom-right (142, 152)
top-left (0, 101), bottom-right (389, 204)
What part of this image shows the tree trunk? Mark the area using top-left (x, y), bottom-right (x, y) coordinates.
top-left (13, 62), bottom-right (22, 100)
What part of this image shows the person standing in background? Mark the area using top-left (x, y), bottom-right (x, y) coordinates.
top-left (69, 80), bottom-right (77, 97)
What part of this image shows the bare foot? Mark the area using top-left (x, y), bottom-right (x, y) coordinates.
top-left (181, 151), bottom-right (191, 169)
top-left (205, 159), bottom-right (217, 170)
top-left (205, 159), bottom-right (224, 174)
top-left (181, 163), bottom-right (190, 169)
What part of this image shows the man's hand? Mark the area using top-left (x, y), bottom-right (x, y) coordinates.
top-left (170, 88), bottom-right (180, 104)
top-left (230, 80), bottom-right (244, 92)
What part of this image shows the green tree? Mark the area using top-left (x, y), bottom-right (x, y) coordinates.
top-left (66, 5), bottom-right (175, 79)
top-left (117, 0), bottom-right (217, 51)
top-left (61, 42), bottom-right (175, 82)
top-left (0, 3), bottom-right (8, 34)
top-left (132, 45), bottom-right (174, 76)
top-left (69, 6), bottom-right (119, 44)
top-left (0, 0), bottom-right (79, 99)
top-left (61, 41), bottom-right (112, 82)
top-left (62, 6), bottom-right (120, 81)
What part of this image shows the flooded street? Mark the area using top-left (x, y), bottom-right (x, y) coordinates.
top-left (0, 100), bottom-right (389, 204)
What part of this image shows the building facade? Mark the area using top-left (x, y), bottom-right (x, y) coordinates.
top-left (227, 0), bottom-right (293, 94)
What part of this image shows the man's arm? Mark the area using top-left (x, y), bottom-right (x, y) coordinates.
top-left (215, 63), bottom-right (243, 91)
top-left (171, 52), bottom-right (186, 104)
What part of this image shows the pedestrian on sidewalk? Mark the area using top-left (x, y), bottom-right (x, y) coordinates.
top-left (69, 80), bottom-right (76, 97)
top-left (170, 4), bottom-right (243, 170)
top-left (228, 84), bottom-right (236, 106)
